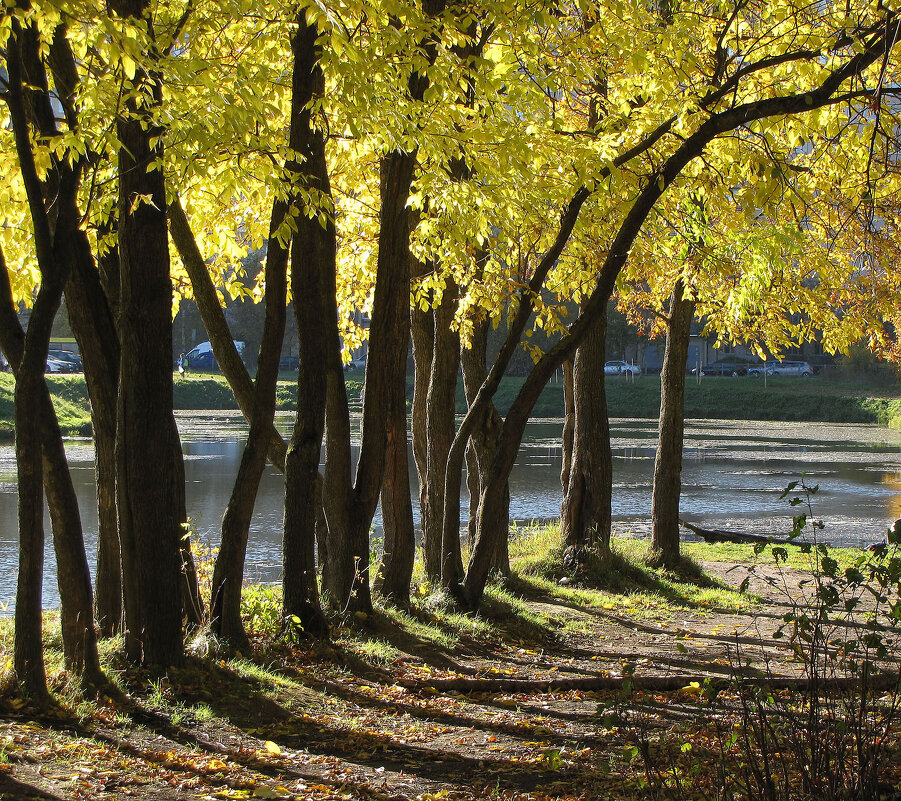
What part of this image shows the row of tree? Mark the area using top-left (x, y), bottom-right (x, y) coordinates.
top-left (1, 0), bottom-right (899, 701)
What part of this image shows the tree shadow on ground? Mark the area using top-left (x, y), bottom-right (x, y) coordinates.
top-left (94, 656), bottom-right (603, 794)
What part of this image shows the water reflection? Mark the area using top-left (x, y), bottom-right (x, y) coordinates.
top-left (2, 415), bottom-right (901, 610)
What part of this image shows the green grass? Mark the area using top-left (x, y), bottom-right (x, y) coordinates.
top-left (507, 523), bottom-right (759, 618)
top-left (0, 374), bottom-right (93, 440)
top-left (2, 369), bottom-right (900, 443)
top-left (470, 373), bottom-right (901, 423)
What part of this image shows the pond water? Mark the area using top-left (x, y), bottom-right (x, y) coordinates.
top-left (2, 413), bottom-right (901, 611)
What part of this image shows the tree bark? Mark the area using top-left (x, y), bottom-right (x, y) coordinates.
top-left (376, 384), bottom-right (415, 606)
top-left (410, 262), bottom-right (435, 579)
top-left (333, 149), bottom-right (417, 614)
top-left (210, 197), bottom-right (290, 647)
top-left (282, 14), bottom-right (331, 638)
top-left (426, 282), bottom-right (461, 587)
top-left (460, 312), bottom-right (508, 579)
top-left (110, 0), bottom-right (184, 667)
top-left (651, 279), bottom-right (695, 567)
top-left (4, 22), bottom-right (100, 694)
top-left (64, 235), bottom-right (121, 637)
top-left (560, 311), bottom-right (612, 561)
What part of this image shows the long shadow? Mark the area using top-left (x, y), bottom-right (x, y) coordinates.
top-left (126, 658), bottom-right (602, 792)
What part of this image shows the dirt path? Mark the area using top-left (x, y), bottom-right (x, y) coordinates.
top-left (0, 559), bottom-right (897, 800)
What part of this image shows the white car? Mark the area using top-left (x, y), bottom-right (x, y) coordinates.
top-left (766, 360), bottom-right (814, 377)
top-left (604, 360), bottom-right (640, 376)
top-left (45, 357), bottom-right (72, 373)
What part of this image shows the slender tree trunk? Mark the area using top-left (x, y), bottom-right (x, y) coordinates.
top-left (13, 369), bottom-right (48, 701)
top-left (64, 238), bottom-right (121, 636)
top-left (460, 313), bottom-right (509, 578)
top-left (110, 0), bottom-right (184, 667)
top-left (282, 14), bottom-right (331, 638)
top-left (410, 264), bottom-right (435, 579)
top-left (1, 265), bottom-right (103, 684)
top-left (560, 311), bottom-right (612, 562)
top-left (376, 387), bottom-right (415, 605)
top-left (334, 149), bottom-right (417, 614)
top-left (210, 197), bottom-right (290, 647)
top-left (651, 279), bottom-right (695, 568)
top-left (172, 429), bottom-right (203, 629)
top-left (426, 282), bottom-right (461, 587)
top-left (560, 358), bottom-right (574, 498)
top-left (4, 23), bottom-right (99, 695)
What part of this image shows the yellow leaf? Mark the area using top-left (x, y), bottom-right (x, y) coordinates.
top-left (264, 740), bottom-right (281, 756)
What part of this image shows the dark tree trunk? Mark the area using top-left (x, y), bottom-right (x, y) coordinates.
top-left (4, 23), bottom-right (99, 695)
top-left (376, 386), bottom-right (415, 606)
top-left (172, 429), bottom-right (202, 629)
top-left (211, 197), bottom-right (290, 647)
top-left (560, 358), bottom-right (574, 497)
top-left (323, 2), bottom-right (446, 613)
top-left (2, 263), bottom-right (102, 686)
top-left (410, 262), bottom-right (435, 578)
top-left (460, 313), bottom-right (508, 578)
top-left (334, 149), bottom-right (416, 614)
top-left (110, 0), bottom-right (184, 667)
top-left (64, 236), bottom-right (121, 636)
top-left (651, 279), bottom-right (695, 568)
top-left (560, 311), bottom-right (612, 561)
top-left (426, 282), bottom-right (461, 587)
top-left (281, 15), bottom-right (331, 638)
top-left (13, 369), bottom-right (48, 701)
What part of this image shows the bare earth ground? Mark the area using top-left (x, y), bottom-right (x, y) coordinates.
top-left (0, 559), bottom-right (898, 801)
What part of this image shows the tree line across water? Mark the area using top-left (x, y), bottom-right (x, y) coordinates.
top-left (2, 0), bottom-right (901, 702)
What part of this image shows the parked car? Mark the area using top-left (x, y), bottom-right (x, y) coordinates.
top-left (344, 355), bottom-right (367, 371)
top-left (604, 360), bottom-right (640, 376)
top-left (766, 360), bottom-right (814, 377)
top-left (47, 349), bottom-right (82, 371)
top-left (45, 357), bottom-right (76, 373)
top-left (179, 340), bottom-right (246, 371)
top-left (278, 355), bottom-right (299, 371)
top-left (693, 358), bottom-right (758, 377)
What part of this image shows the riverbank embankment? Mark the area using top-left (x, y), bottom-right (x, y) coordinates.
top-left (1, 371), bottom-right (900, 441)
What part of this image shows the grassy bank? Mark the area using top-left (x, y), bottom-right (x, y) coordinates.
top-left (2, 370), bottom-right (900, 442)
top-left (484, 372), bottom-right (901, 425)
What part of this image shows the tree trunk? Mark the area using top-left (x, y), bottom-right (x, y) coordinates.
top-left (426, 282), bottom-right (461, 587)
top-left (13, 369), bottom-right (48, 701)
top-left (376, 386), bottom-right (415, 606)
top-left (560, 311), bottom-right (612, 561)
top-left (1, 264), bottom-right (103, 684)
top-left (281, 14), bottom-right (331, 638)
top-left (64, 236), bottom-right (121, 636)
top-left (4, 23), bottom-right (98, 696)
top-left (211, 197), bottom-right (290, 648)
top-left (111, 0), bottom-right (184, 667)
top-left (334, 149), bottom-right (416, 614)
top-left (460, 313), bottom-right (509, 578)
top-left (172, 428), bottom-right (203, 630)
top-left (560, 358), bottom-right (574, 498)
top-left (651, 279), bottom-right (695, 568)
top-left (410, 262), bottom-right (435, 579)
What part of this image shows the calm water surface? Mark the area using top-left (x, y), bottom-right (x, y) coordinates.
top-left (2, 413), bottom-right (901, 610)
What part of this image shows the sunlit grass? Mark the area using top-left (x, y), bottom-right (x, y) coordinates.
top-left (508, 522), bottom-right (759, 616)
